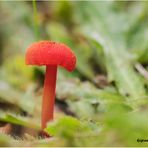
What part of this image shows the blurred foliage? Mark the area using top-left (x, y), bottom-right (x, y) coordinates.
top-left (0, 55), bottom-right (34, 88)
top-left (74, 1), bottom-right (147, 100)
top-left (0, 1), bottom-right (148, 147)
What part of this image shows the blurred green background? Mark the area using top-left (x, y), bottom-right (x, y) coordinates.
top-left (0, 1), bottom-right (148, 147)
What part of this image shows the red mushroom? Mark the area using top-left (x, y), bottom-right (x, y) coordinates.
top-left (25, 41), bottom-right (76, 129)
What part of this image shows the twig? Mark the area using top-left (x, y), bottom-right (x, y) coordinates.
top-left (32, 0), bottom-right (39, 40)
top-left (0, 123), bottom-right (11, 134)
top-left (135, 63), bottom-right (148, 80)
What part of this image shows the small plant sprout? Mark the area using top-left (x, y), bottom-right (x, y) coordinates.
top-left (25, 41), bottom-right (76, 129)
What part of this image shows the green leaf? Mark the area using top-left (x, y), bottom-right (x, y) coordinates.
top-left (45, 116), bottom-right (83, 137)
top-left (45, 116), bottom-right (101, 146)
top-left (126, 3), bottom-right (148, 64)
top-left (0, 111), bottom-right (40, 130)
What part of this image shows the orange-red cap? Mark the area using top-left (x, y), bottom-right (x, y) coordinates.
top-left (25, 41), bottom-right (76, 72)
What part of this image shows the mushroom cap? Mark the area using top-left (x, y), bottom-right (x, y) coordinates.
top-left (25, 41), bottom-right (76, 72)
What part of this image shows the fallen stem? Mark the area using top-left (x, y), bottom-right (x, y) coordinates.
top-left (135, 63), bottom-right (148, 80)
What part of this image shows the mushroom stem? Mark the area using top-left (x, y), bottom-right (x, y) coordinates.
top-left (42, 65), bottom-right (57, 129)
